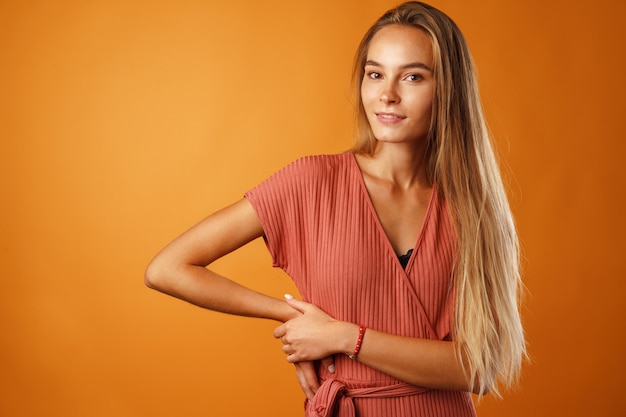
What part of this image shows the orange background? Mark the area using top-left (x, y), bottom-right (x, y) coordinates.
top-left (2, 0), bottom-right (625, 416)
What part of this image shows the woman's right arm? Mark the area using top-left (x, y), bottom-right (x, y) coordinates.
top-left (144, 198), bottom-right (297, 323)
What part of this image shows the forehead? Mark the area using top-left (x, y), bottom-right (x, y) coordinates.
top-left (367, 24), bottom-right (433, 66)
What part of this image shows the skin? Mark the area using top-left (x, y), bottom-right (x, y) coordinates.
top-left (357, 23), bottom-right (435, 255)
top-left (145, 198), bottom-right (330, 399)
top-left (274, 25), bottom-right (481, 394)
top-left (145, 24), bottom-right (482, 401)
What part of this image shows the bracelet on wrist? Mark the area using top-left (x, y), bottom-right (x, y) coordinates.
top-left (348, 324), bottom-right (366, 360)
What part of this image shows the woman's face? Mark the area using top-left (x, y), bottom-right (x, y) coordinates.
top-left (361, 24), bottom-right (434, 146)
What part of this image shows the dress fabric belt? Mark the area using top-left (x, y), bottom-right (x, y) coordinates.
top-left (306, 378), bottom-right (431, 417)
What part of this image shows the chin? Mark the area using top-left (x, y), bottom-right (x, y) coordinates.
top-left (375, 136), bottom-right (415, 144)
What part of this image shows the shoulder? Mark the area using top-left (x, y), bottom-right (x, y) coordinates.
top-left (246, 153), bottom-right (354, 198)
top-left (268, 153), bottom-right (354, 183)
top-left (285, 153), bottom-right (353, 173)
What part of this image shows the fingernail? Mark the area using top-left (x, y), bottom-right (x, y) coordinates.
top-left (284, 294), bottom-right (294, 300)
top-left (328, 364), bottom-right (335, 373)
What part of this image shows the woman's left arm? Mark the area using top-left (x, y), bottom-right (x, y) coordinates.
top-left (274, 296), bottom-right (483, 394)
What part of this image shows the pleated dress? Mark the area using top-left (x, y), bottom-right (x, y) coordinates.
top-left (245, 153), bottom-right (476, 417)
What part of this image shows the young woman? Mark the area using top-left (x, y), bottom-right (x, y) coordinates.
top-left (145, 2), bottom-right (525, 416)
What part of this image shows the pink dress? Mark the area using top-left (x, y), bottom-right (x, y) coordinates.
top-left (245, 153), bottom-right (476, 417)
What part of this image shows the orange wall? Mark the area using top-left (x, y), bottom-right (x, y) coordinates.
top-left (2, 0), bottom-right (624, 416)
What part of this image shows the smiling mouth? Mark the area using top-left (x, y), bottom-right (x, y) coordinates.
top-left (375, 112), bottom-right (405, 122)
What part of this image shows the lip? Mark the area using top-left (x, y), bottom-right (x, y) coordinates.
top-left (375, 112), bottom-right (406, 124)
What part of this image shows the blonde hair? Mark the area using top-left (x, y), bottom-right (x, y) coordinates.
top-left (352, 2), bottom-right (525, 396)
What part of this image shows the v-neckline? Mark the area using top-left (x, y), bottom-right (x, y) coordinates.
top-left (348, 152), bottom-right (436, 273)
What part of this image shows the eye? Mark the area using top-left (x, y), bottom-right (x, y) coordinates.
top-left (406, 73), bottom-right (424, 82)
top-left (366, 71), bottom-right (382, 80)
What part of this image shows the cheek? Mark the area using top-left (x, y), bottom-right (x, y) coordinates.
top-left (360, 83), bottom-right (376, 110)
top-left (411, 92), bottom-right (434, 119)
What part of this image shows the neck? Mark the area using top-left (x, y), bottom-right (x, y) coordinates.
top-left (368, 141), bottom-right (430, 189)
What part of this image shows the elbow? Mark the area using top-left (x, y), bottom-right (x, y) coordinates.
top-left (144, 256), bottom-right (169, 291)
top-left (145, 251), bottom-right (193, 296)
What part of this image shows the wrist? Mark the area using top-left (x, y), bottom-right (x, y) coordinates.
top-left (347, 324), bottom-right (366, 360)
top-left (338, 322), bottom-right (361, 356)
top-left (274, 298), bottom-right (301, 322)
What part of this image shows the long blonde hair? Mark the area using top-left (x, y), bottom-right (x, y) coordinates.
top-left (352, 2), bottom-right (525, 396)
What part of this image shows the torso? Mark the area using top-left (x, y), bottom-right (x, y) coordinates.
top-left (245, 153), bottom-right (475, 415)
top-left (353, 152), bottom-right (432, 256)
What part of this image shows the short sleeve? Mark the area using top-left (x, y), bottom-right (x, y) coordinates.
top-left (244, 156), bottom-right (318, 273)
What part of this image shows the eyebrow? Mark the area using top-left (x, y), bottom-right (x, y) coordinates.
top-left (365, 59), bottom-right (433, 72)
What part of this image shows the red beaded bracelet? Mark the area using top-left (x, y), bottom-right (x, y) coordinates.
top-left (348, 325), bottom-right (366, 360)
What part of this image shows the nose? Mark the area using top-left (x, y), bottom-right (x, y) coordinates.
top-left (379, 81), bottom-right (400, 104)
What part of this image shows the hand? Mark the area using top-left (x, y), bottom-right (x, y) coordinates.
top-left (293, 358), bottom-right (335, 401)
top-left (274, 294), bottom-right (348, 363)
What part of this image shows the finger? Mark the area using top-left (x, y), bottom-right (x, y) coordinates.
top-left (320, 356), bottom-right (336, 374)
top-left (296, 372), bottom-right (315, 400)
top-left (273, 323), bottom-right (285, 339)
top-left (295, 363), bottom-right (318, 400)
top-left (284, 294), bottom-right (309, 313)
top-left (295, 362), bottom-right (320, 399)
